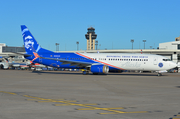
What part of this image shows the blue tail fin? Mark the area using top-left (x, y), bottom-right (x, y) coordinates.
top-left (21, 25), bottom-right (53, 55)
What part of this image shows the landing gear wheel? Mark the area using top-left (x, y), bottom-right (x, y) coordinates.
top-left (158, 73), bottom-right (162, 77)
top-left (83, 71), bottom-right (89, 75)
top-left (92, 73), bottom-right (98, 75)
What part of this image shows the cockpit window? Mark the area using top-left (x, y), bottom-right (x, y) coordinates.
top-left (163, 59), bottom-right (171, 61)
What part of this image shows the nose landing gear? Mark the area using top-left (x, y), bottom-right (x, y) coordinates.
top-left (158, 73), bottom-right (162, 76)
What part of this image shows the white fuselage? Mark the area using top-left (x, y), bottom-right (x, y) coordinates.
top-left (79, 53), bottom-right (177, 71)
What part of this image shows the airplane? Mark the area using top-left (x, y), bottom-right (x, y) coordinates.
top-left (19, 25), bottom-right (177, 76)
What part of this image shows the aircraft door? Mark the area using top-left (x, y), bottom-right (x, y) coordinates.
top-left (153, 57), bottom-right (158, 65)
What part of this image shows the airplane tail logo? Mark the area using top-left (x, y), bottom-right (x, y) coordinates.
top-left (21, 25), bottom-right (41, 55)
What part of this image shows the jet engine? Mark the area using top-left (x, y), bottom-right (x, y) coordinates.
top-left (90, 65), bottom-right (109, 74)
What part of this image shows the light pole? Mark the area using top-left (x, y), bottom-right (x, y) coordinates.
top-left (131, 39), bottom-right (134, 50)
top-left (76, 41), bottom-right (79, 51)
top-left (95, 40), bottom-right (98, 50)
top-left (143, 40), bottom-right (146, 49)
top-left (55, 43), bottom-right (59, 52)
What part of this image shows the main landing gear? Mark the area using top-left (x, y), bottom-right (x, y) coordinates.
top-left (83, 71), bottom-right (89, 75)
top-left (157, 73), bottom-right (162, 77)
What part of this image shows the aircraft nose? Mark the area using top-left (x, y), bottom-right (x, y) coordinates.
top-left (171, 62), bottom-right (177, 68)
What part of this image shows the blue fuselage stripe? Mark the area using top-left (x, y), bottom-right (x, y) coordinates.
top-left (25, 52), bottom-right (118, 70)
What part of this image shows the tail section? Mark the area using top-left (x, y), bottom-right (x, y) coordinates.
top-left (21, 25), bottom-right (41, 55)
top-left (21, 25), bottom-right (53, 56)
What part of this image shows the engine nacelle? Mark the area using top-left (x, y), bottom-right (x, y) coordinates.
top-left (90, 65), bottom-right (109, 74)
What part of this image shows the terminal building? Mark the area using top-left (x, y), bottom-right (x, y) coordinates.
top-left (0, 43), bottom-right (25, 53)
top-left (0, 43), bottom-right (25, 55)
top-left (0, 43), bottom-right (25, 61)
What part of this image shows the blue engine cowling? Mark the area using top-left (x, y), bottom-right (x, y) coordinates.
top-left (90, 65), bottom-right (109, 74)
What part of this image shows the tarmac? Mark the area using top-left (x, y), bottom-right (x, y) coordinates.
top-left (0, 70), bottom-right (180, 119)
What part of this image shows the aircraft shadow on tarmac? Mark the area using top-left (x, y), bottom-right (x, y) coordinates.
top-left (31, 71), bottom-right (163, 76)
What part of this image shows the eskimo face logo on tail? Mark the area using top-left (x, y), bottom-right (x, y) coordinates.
top-left (25, 36), bottom-right (32, 40)
top-left (24, 35), bottom-right (34, 50)
top-left (22, 28), bottom-right (28, 34)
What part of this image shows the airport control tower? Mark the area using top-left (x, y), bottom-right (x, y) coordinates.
top-left (85, 27), bottom-right (97, 50)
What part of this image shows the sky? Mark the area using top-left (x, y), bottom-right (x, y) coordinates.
top-left (0, 0), bottom-right (180, 51)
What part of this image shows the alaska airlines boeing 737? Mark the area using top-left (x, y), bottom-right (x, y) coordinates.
top-left (20, 25), bottom-right (177, 76)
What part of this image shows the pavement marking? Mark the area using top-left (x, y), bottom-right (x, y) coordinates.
top-left (77, 107), bottom-right (124, 110)
top-left (56, 103), bottom-right (98, 106)
top-left (26, 99), bottom-right (65, 101)
top-left (0, 91), bottom-right (148, 115)
top-left (169, 113), bottom-right (180, 119)
top-left (99, 111), bottom-right (148, 114)
top-left (0, 91), bottom-right (17, 95)
top-left (23, 95), bottom-right (53, 100)
top-left (38, 100), bottom-right (77, 103)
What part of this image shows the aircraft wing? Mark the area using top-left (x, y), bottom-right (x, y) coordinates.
top-left (40, 57), bottom-right (94, 67)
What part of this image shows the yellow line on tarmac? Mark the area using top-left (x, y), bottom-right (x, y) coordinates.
top-left (23, 95), bottom-right (65, 101)
top-left (0, 91), bottom-right (17, 95)
top-left (123, 111), bottom-right (148, 114)
top-left (26, 99), bottom-right (39, 100)
top-left (55, 103), bottom-right (98, 107)
top-left (55, 104), bottom-right (72, 106)
top-left (0, 92), bottom-right (148, 114)
top-left (23, 95), bottom-right (148, 114)
top-left (56, 103), bottom-right (127, 113)
top-left (99, 111), bottom-right (148, 114)
top-left (171, 118), bottom-right (180, 119)
top-left (77, 107), bottom-right (124, 110)
top-left (54, 101), bottom-right (147, 114)
top-left (38, 100), bottom-right (77, 103)
top-left (23, 95), bottom-right (50, 100)
top-left (99, 112), bottom-right (118, 114)
top-left (175, 115), bottom-right (180, 116)
top-left (26, 99), bottom-right (64, 101)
